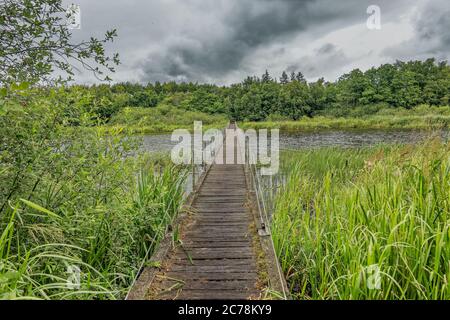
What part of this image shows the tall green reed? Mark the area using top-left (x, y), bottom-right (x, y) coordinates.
top-left (273, 140), bottom-right (450, 299)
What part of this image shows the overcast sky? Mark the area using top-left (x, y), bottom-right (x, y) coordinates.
top-left (66, 0), bottom-right (450, 85)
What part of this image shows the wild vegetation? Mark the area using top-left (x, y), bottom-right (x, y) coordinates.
top-left (2, 0), bottom-right (450, 301)
top-left (107, 106), bottom-right (228, 134)
top-left (0, 88), bottom-right (187, 299)
top-left (272, 139), bottom-right (450, 299)
top-left (241, 105), bottom-right (450, 131)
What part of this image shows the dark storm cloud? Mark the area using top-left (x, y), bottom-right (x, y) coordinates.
top-left (415, 0), bottom-right (450, 55)
top-left (68, 0), bottom-right (433, 84)
top-left (139, 0), bottom-right (317, 82)
top-left (384, 0), bottom-right (450, 61)
top-left (139, 0), bottom-right (409, 83)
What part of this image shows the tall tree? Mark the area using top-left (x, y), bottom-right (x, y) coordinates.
top-left (0, 0), bottom-right (119, 86)
top-left (262, 70), bottom-right (272, 83)
top-left (280, 80), bottom-right (310, 120)
top-left (290, 71), bottom-right (296, 82)
top-left (280, 71), bottom-right (289, 85)
top-left (296, 71), bottom-right (306, 83)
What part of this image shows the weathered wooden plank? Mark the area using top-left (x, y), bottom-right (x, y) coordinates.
top-left (179, 247), bottom-right (252, 254)
top-left (182, 236), bottom-right (251, 243)
top-left (193, 217), bottom-right (247, 221)
top-left (191, 208), bottom-right (247, 213)
top-left (182, 240), bottom-right (250, 246)
top-left (194, 212), bottom-right (246, 216)
top-left (182, 234), bottom-right (251, 241)
top-left (165, 272), bottom-right (258, 281)
top-left (196, 198), bottom-right (246, 202)
top-left (171, 258), bottom-right (255, 267)
top-left (158, 290), bottom-right (257, 300)
top-left (169, 264), bottom-right (257, 273)
top-left (192, 219), bottom-right (248, 223)
top-left (186, 226), bottom-right (249, 233)
top-left (193, 207), bottom-right (246, 211)
top-left (175, 251), bottom-right (253, 260)
top-left (163, 280), bottom-right (257, 291)
top-left (193, 223), bottom-right (250, 228)
top-left (175, 248), bottom-right (253, 260)
top-left (182, 244), bottom-right (251, 250)
top-left (185, 233), bottom-right (250, 239)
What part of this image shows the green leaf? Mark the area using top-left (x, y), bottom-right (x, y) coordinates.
top-left (0, 271), bottom-right (19, 284)
top-left (0, 88), bottom-right (7, 97)
top-left (20, 199), bottom-right (60, 220)
top-left (17, 82), bottom-right (30, 90)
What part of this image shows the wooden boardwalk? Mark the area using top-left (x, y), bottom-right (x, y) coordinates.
top-left (127, 124), bottom-right (287, 300)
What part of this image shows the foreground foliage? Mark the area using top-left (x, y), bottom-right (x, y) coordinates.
top-left (273, 139), bottom-right (450, 299)
top-left (0, 91), bottom-right (186, 299)
top-left (0, 0), bottom-right (119, 86)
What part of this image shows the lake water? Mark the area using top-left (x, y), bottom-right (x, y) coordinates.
top-left (139, 129), bottom-right (449, 217)
top-left (140, 129), bottom-right (449, 153)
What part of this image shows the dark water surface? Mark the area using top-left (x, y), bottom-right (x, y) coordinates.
top-left (140, 129), bottom-right (449, 153)
top-left (280, 129), bottom-right (449, 149)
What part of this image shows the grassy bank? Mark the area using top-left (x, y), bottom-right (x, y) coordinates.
top-left (241, 105), bottom-right (450, 132)
top-left (272, 138), bottom-right (450, 299)
top-left (105, 105), bottom-right (229, 134)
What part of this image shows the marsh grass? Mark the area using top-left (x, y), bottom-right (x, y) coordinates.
top-left (0, 158), bottom-right (186, 299)
top-left (272, 138), bottom-right (450, 299)
top-left (105, 106), bottom-right (228, 134)
top-left (241, 105), bottom-right (450, 132)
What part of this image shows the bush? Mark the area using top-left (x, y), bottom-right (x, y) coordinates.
top-left (0, 92), bottom-right (187, 299)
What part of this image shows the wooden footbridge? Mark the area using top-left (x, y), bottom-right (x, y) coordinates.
top-left (126, 123), bottom-right (288, 300)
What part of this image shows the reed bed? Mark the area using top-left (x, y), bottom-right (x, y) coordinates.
top-left (272, 138), bottom-right (450, 299)
top-left (241, 105), bottom-right (450, 132)
top-left (1, 95), bottom-right (189, 299)
top-left (0, 157), bottom-right (186, 299)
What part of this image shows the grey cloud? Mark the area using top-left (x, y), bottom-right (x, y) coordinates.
top-left (66, 0), bottom-right (434, 84)
top-left (317, 43), bottom-right (336, 55)
top-left (138, 0), bottom-right (412, 84)
top-left (139, 0), bottom-right (316, 83)
top-left (287, 42), bottom-right (350, 78)
top-left (415, 0), bottom-right (450, 54)
top-left (384, 0), bottom-right (450, 61)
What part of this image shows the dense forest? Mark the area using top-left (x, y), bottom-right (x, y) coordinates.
top-left (27, 58), bottom-right (449, 124)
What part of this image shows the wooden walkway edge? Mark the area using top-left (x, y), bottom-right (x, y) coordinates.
top-left (126, 124), bottom-right (288, 300)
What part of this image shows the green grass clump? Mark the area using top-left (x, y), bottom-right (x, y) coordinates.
top-left (273, 138), bottom-right (450, 299)
top-left (0, 153), bottom-right (186, 299)
top-left (241, 105), bottom-right (450, 132)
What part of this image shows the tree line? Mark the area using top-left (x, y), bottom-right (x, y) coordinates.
top-left (30, 58), bottom-right (450, 123)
